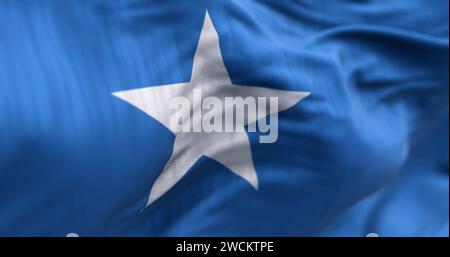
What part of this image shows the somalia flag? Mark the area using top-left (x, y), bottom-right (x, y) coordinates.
top-left (0, 0), bottom-right (448, 236)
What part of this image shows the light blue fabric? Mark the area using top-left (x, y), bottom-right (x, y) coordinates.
top-left (0, 0), bottom-right (448, 236)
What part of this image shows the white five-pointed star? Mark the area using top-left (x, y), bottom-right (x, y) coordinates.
top-left (112, 11), bottom-right (309, 208)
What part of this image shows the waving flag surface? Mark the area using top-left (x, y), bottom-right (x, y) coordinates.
top-left (0, 0), bottom-right (448, 236)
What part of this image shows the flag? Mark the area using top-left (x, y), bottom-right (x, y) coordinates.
top-left (0, 0), bottom-right (448, 236)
